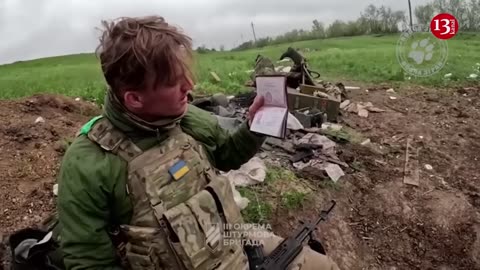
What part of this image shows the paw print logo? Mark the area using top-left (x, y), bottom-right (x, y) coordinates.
top-left (396, 28), bottom-right (448, 77)
top-left (408, 38), bottom-right (435, 65)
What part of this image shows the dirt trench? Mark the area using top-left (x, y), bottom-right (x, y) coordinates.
top-left (0, 94), bottom-right (100, 268)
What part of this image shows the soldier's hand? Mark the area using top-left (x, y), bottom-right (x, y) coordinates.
top-left (247, 95), bottom-right (264, 126)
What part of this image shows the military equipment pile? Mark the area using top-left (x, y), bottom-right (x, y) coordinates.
top-left (189, 48), bottom-right (361, 195)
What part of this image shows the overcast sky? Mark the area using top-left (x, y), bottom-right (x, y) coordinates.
top-left (0, 0), bottom-right (431, 65)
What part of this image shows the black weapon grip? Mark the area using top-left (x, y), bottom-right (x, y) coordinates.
top-left (244, 243), bottom-right (265, 269)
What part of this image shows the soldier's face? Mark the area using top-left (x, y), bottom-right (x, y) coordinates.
top-left (123, 71), bottom-right (193, 120)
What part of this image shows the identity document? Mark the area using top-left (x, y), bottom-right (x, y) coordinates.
top-left (249, 75), bottom-right (288, 138)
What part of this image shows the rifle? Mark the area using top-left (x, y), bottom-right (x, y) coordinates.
top-left (244, 200), bottom-right (336, 270)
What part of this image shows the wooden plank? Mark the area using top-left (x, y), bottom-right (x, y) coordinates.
top-left (299, 84), bottom-right (327, 95)
top-left (403, 137), bottom-right (420, 186)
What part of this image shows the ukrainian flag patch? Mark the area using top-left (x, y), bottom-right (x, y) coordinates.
top-left (169, 160), bottom-right (190, 181)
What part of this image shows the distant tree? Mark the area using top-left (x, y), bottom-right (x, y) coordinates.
top-left (465, 0), bottom-right (480, 30)
top-left (312, 19), bottom-right (326, 38)
top-left (414, 0), bottom-right (480, 31)
top-left (196, 45), bottom-right (209, 54)
top-left (414, 3), bottom-right (436, 26)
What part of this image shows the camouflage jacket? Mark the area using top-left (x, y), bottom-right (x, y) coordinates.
top-left (56, 102), bottom-right (265, 270)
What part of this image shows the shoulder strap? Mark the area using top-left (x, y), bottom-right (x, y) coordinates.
top-left (83, 116), bottom-right (143, 162)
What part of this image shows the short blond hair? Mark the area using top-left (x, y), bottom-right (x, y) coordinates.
top-left (96, 15), bottom-right (194, 95)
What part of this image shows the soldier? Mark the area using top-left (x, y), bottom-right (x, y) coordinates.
top-left (56, 15), bottom-right (340, 270)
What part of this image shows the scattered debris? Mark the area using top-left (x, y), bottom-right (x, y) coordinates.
top-left (221, 157), bottom-right (266, 187)
top-left (468, 73), bottom-right (478, 79)
top-left (34, 117), bottom-right (45, 124)
top-left (297, 133), bottom-right (336, 151)
top-left (321, 123), bottom-right (342, 131)
top-left (389, 96), bottom-right (398, 100)
top-left (221, 157), bottom-right (267, 209)
top-left (361, 139), bottom-right (371, 145)
top-left (275, 66), bottom-right (292, 73)
top-left (292, 159), bottom-right (345, 182)
top-left (210, 71), bottom-right (221, 82)
top-left (287, 89), bottom-right (340, 122)
top-left (425, 164), bottom-right (433, 171)
top-left (248, 48), bottom-right (346, 122)
top-left (231, 184), bottom-right (249, 210)
top-left (300, 83), bottom-right (346, 102)
top-left (324, 163), bottom-right (345, 182)
top-left (386, 88), bottom-right (395, 93)
top-left (287, 113), bottom-right (304, 131)
top-left (53, 184), bottom-right (58, 196)
top-left (341, 101), bottom-right (385, 117)
top-left (292, 108), bottom-right (325, 128)
top-left (345, 86), bottom-right (361, 90)
top-left (340, 100), bottom-right (351, 110)
top-left (358, 108), bottom-right (369, 118)
top-left (403, 137), bottom-right (420, 186)
top-left (277, 58), bottom-right (292, 64)
top-left (211, 93), bottom-right (229, 107)
top-left (75, 97), bottom-right (81, 101)
top-left (263, 137), bottom-right (295, 154)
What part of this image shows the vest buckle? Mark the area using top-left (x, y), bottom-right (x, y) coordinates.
top-left (205, 224), bottom-right (223, 256)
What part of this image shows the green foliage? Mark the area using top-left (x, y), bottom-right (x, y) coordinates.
top-left (0, 34), bottom-right (479, 102)
top-left (265, 166), bottom-right (297, 184)
top-left (237, 187), bottom-right (273, 224)
top-left (281, 191), bottom-right (308, 210)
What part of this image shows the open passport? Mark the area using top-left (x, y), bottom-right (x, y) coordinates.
top-left (249, 75), bottom-right (288, 138)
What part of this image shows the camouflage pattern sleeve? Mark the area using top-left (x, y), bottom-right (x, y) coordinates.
top-left (57, 135), bottom-right (129, 270)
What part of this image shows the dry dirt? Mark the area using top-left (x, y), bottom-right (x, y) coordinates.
top-left (0, 94), bottom-right (100, 268)
top-left (270, 84), bottom-right (480, 270)
top-left (1, 85), bottom-right (480, 270)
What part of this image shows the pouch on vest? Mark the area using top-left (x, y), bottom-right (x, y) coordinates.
top-left (160, 176), bottom-right (246, 270)
top-left (9, 228), bottom-right (63, 270)
top-left (161, 190), bottom-right (224, 269)
top-left (118, 225), bottom-right (166, 270)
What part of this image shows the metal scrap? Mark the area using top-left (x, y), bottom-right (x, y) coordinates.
top-left (297, 133), bottom-right (336, 152)
top-left (292, 108), bottom-right (325, 128)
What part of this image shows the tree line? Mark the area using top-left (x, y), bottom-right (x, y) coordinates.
top-left (415, 0), bottom-right (480, 31)
top-left (208, 0), bottom-right (479, 51)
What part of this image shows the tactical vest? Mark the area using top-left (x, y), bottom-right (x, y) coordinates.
top-left (84, 116), bottom-right (250, 270)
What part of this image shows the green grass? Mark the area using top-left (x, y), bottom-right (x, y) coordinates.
top-left (1, 33), bottom-right (479, 103)
top-left (237, 165), bottom-right (316, 224)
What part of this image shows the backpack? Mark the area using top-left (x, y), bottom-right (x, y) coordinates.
top-left (6, 211), bottom-right (65, 270)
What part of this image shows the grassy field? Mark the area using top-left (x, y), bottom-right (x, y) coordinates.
top-left (0, 33), bottom-right (479, 104)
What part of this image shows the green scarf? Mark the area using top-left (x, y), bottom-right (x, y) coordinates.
top-left (103, 89), bottom-right (185, 134)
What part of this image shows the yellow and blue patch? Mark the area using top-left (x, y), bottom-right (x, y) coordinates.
top-left (168, 160), bottom-right (190, 181)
